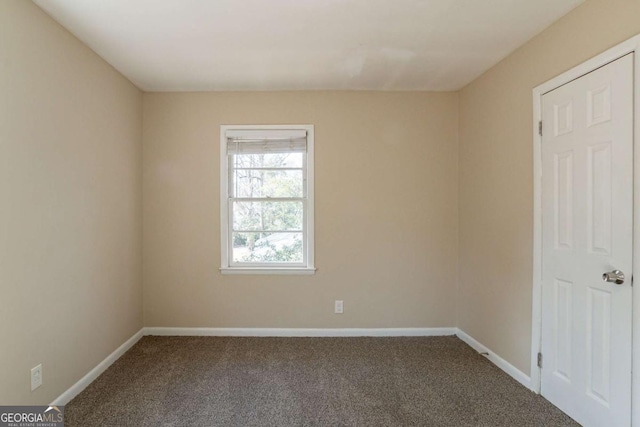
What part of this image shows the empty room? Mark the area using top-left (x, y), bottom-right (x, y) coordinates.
top-left (2, 0), bottom-right (640, 426)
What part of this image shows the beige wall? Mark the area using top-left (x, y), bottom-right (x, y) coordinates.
top-left (0, 1), bottom-right (142, 404)
top-left (143, 92), bottom-right (459, 328)
top-left (6, 0), bottom-right (629, 405)
top-left (458, 0), bottom-right (640, 374)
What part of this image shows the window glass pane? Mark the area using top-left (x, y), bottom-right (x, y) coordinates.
top-left (232, 169), bottom-right (303, 198)
top-left (232, 232), bottom-right (303, 263)
top-left (232, 152), bottom-right (303, 168)
top-left (232, 201), bottom-right (303, 231)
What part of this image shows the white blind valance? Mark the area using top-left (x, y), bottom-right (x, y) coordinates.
top-left (226, 129), bottom-right (307, 154)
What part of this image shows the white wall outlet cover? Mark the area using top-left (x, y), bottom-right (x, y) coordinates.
top-left (31, 364), bottom-right (42, 391)
top-left (334, 300), bottom-right (344, 314)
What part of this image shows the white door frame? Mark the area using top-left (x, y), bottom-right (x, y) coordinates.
top-left (532, 34), bottom-right (640, 427)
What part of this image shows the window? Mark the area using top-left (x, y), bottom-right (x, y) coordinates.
top-left (220, 125), bottom-right (315, 274)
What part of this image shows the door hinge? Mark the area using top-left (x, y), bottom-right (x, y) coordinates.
top-left (537, 352), bottom-right (543, 368)
top-left (538, 121), bottom-right (543, 136)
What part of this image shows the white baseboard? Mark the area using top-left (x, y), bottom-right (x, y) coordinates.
top-left (143, 327), bottom-right (457, 337)
top-left (51, 326), bottom-right (531, 406)
top-left (50, 328), bottom-right (144, 406)
top-left (456, 329), bottom-right (532, 390)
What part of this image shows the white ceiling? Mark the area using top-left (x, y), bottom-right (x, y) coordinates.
top-left (34, 0), bottom-right (584, 92)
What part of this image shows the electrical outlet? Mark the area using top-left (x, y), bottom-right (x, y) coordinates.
top-left (334, 300), bottom-right (344, 314)
top-left (31, 364), bottom-right (42, 391)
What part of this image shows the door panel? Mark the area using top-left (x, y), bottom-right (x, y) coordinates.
top-left (541, 54), bottom-right (633, 427)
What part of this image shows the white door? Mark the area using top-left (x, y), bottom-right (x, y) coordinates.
top-left (541, 54), bottom-right (633, 427)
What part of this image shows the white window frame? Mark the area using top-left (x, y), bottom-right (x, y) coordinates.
top-left (219, 124), bottom-right (315, 275)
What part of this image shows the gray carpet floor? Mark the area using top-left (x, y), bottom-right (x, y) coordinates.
top-left (65, 336), bottom-right (578, 426)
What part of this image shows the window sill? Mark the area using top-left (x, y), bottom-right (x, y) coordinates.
top-left (220, 267), bottom-right (316, 276)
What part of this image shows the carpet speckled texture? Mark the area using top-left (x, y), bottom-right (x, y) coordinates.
top-left (65, 336), bottom-right (578, 426)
